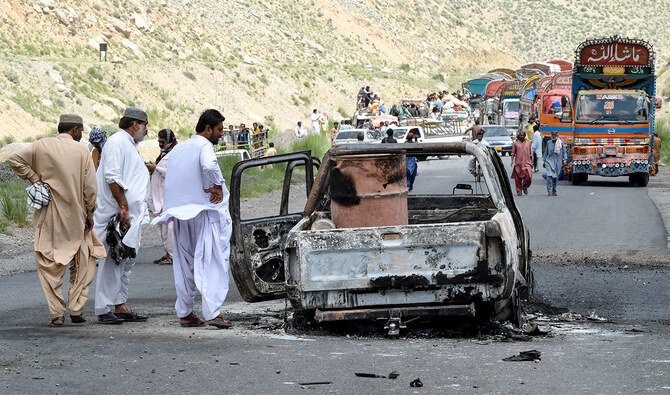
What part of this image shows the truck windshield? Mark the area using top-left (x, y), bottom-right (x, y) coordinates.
top-left (502, 101), bottom-right (519, 119)
top-left (576, 93), bottom-right (648, 123)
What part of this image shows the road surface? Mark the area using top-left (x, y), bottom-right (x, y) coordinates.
top-left (1, 155), bottom-right (669, 393)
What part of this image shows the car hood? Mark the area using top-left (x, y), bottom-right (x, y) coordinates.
top-left (484, 136), bottom-right (513, 145)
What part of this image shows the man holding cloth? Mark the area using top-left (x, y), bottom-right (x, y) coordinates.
top-left (94, 107), bottom-right (150, 324)
top-left (153, 109), bottom-right (233, 329)
top-left (543, 131), bottom-right (566, 196)
top-left (8, 114), bottom-right (106, 326)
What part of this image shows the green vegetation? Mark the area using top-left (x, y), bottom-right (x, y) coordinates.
top-left (218, 134), bottom-right (331, 199)
top-left (1, 135), bottom-right (16, 147)
top-left (399, 64), bottom-right (411, 72)
top-left (0, 181), bottom-right (29, 232)
top-left (656, 117), bottom-right (670, 165)
top-left (337, 107), bottom-right (349, 119)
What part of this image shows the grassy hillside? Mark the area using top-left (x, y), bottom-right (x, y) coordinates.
top-left (0, 0), bottom-right (669, 143)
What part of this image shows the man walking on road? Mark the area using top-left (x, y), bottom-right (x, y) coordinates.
top-left (511, 131), bottom-right (533, 196)
top-left (152, 109), bottom-right (233, 329)
top-left (531, 124), bottom-right (542, 172)
top-left (543, 131), bottom-right (566, 196)
top-left (464, 119), bottom-right (483, 141)
top-left (94, 107), bottom-right (151, 324)
top-left (8, 114), bottom-right (106, 327)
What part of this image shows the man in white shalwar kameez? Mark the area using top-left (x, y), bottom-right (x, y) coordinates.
top-left (94, 107), bottom-right (151, 325)
top-left (152, 109), bottom-right (233, 329)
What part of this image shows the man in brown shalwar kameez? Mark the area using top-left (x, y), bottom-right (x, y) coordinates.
top-left (8, 114), bottom-right (106, 327)
top-left (511, 131), bottom-right (533, 196)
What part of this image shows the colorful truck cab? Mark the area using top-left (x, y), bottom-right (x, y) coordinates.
top-left (570, 36), bottom-right (658, 186)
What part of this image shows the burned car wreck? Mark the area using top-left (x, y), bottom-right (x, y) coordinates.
top-left (230, 142), bottom-right (532, 334)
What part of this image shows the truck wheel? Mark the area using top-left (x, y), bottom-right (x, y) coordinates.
top-left (637, 172), bottom-right (649, 187)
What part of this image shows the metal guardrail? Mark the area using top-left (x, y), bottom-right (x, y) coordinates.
top-left (219, 130), bottom-right (269, 158)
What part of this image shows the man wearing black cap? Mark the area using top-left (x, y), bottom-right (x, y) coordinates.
top-left (93, 107), bottom-right (151, 324)
top-left (8, 114), bottom-right (106, 327)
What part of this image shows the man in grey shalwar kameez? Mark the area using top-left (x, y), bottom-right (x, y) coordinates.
top-left (543, 131), bottom-right (566, 196)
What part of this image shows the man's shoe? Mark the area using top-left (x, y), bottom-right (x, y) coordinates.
top-left (48, 316), bottom-right (65, 327)
top-left (208, 315), bottom-right (232, 329)
top-left (179, 312), bottom-right (205, 327)
top-left (523, 188), bottom-right (528, 195)
top-left (548, 192), bottom-right (552, 196)
top-left (517, 192), bottom-right (522, 196)
top-left (115, 311), bottom-right (149, 322)
top-left (70, 315), bottom-right (86, 324)
top-left (153, 253), bottom-right (168, 264)
top-left (98, 312), bottom-right (123, 325)
top-left (158, 255), bottom-right (173, 265)
top-left (552, 190), bottom-right (557, 196)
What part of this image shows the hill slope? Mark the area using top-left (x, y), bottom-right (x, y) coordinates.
top-left (0, 0), bottom-right (669, 142)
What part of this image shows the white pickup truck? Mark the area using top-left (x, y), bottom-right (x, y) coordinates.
top-left (229, 142), bottom-right (532, 335)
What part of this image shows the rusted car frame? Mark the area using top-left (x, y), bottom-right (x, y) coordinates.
top-left (230, 143), bottom-right (531, 333)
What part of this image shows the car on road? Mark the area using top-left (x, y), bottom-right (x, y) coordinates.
top-left (481, 125), bottom-right (514, 156)
top-left (229, 142), bottom-right (532, 335)
top-left (388, 126), bottom-right (424, 142)
top-left (332, 129), bottom-right (380, 146)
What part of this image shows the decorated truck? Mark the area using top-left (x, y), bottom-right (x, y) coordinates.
top-left (495, 80), bottom-right (523, 135)
top-left (569, 36), bottom-right (659, 186)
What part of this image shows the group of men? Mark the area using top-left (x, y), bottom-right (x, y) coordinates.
top-left (510, 119), bottom-right (566, 197)
top-left (8, 108), bottom-right (234, 329)
top-left (294, 109), bottom-right (325, 139)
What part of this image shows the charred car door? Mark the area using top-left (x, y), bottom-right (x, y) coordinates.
top-left (229, 151), bottom-right (316, 302)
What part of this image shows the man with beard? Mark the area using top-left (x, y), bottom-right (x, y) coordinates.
top-left (511, 131), bottom-right (533, 196)
top-left (543, 131), bottom-right (566, 196)
top-left (94, 107), bottom-right (151, 324)
top-left (8, 114), bottom-right (106, 327)
top-left (149, 129), bottom-right (178, 265)
top-left (152, 109), bottom-right (233, 329)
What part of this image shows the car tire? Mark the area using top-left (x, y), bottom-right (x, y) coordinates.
top-left (290, 308), bottom-right (316, 330)
top-left (493, 289), bottom-right (522, 327)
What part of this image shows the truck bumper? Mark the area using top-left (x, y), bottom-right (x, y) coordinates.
top-left (314, 303), bottom-right (476, 323)
top-left (572, 145), bottom-right (650, 176)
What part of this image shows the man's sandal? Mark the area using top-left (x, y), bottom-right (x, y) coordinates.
top-left (48, 316), bottom-right (65, 327)
top-left (208, 315), bottom-right (232, 329)
top-left (179, 313), bottom-right (205, 327)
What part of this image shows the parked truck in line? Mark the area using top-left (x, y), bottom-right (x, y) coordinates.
top-left (569, 36), bottom-right (660, 186)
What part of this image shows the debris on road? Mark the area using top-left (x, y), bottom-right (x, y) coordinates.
top-left (410, 378), bottom-right (424, 387)
top-left (270, 334), bottom-right (315, 342)
top-left (298, 381), bottom-right (332, 386)
top-left (502, 350), bottom-right (542, 362)
top-left (355, 371), bottom-right (400, 379)
top-left (355, 372), bottom-right (387, 378)
top-left (587, 310), bottom-right (608, 322)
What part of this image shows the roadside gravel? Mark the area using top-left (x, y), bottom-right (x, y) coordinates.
top-left (0, 184), bottom-right (304, 275)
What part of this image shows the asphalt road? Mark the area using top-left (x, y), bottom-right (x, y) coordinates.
top-left (413, 155), bottom-right (667, 252)
top-left (1, 154), bottom-right (669, 393)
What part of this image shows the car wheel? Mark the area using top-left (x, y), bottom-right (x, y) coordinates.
top-left (493, 289), bottom-right (522, 327)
